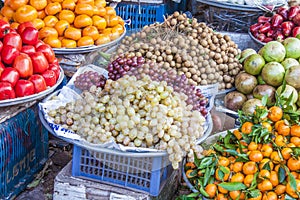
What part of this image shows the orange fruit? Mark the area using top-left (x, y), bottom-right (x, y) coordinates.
top-left (61, 38), bottom-right (77, 48)
top-left (82, 26), bottom-right (100, 41)
top-left (216, 193), bottom-right (228, 200)
top-left (64, 27), bottom-right (81, 41)
top-left (29, 0), bottom-right (47, 10)
top-left (233, 129), bottom-right (242, 140)
top-left (270, 151), bottom-right (282, 164)
top-left (291, 124), bottom-right (300, 137)
top-left (218, 157), bottom-right (230, 167)
top-left (77, 36), bottom-right (94, 47)
top-left (243, 161), bottom-right (258, 175)
top-left (262, 191), bottom-right (278, 200)
top-left (230, 172), bottom-right (244, 183)
top-left (8, 0), bottom-right (28, 11)
top-left (43, 36), bottom-right (61, 48)
top-left (105, 6), bottom-right (116, 16)
top-left (32, 18), bottom-right (45, 30)
top-left (290, 136), bottom-right (300, 146)
top-left (75, 3), bottom-right (94, 16)
top-left (274, 184), bottom-right (286, 195)
top-left (261, 144), bottom-right (273, 158)
top-left (241, 122), bottom-right (253, 134)
top-left (43, 15), bottom-right (59, 28)
top-left (277, 123), bottom-right (290, 136)
top-left (58, 10), bottom-right (75, 24)
top-left (93, 15), bottom-right (107, 30)
top-left (39, 27), bottom-right (58, 39)
top-left (62, 0), bottom-right (76, 11)
top-left (248, 141), bottom-right (258, 151)
top-left (1, 5), bottom-right (14, 20)
top-left (13, 5), bottom-right (37, 23)
top-left (268, 106), bottom-right (283, 122)
top-left (232, 162), bottom-right (243, 173)
top-left (274, 135), bottom-right (287, 147)
top-left (54, 20), bottom-right (70, 36)
top-left (205, 183), bottom-right (217, 198)
top-left (281, 147), bottom-right (292, 160)
top-left (249, 150), bottom-right (263, 162)
top-left (229, 190), bottom-right (245, 200)
top-left (45, 2), bottom-right (62, 16)
top-left (258, 169), bottom-right (271, 180)
top-left (287, 157), bottom-right (300, 171)
top-left (244, 174), bottom-right (254, 187)
top-left (95, 34), bottom-right (110, 45)
top-left (270, 170), bottom-right (279, 187)
top-left (74, 14), bottom-right (93, 28)
top-left (95, 0), bottom-right (106, 8)
top-left (257, 180), bottom-right (273, 192)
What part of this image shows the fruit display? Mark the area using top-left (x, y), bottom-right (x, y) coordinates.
top-left (114, 12), bottom-right (242, 91)
top-left (183, 103), bottom-right (300, 199)
top-left (47, 74), bottom-right (206, 169)
top-left (106, 54), bottom-right (208, 116)
top-left (225, 38), bottom-right (300, 113)
top-left (0, 0), bottom-right (125, 48)
top-left (250, 5), bottom-right (300, 43)
top-left (0, 19), bottom-right (60, 100)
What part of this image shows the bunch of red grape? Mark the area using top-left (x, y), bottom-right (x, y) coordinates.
top-left (107, 55), bottom-right (145, 80)
top-left (74, 71), bottom-right (106, 91)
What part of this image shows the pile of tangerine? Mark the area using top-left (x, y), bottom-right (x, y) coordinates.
top-left (185, 105), bottom-right (300, 200)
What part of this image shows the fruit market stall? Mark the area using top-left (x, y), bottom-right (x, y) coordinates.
top-left (0, 0), bottom-right (300, 199)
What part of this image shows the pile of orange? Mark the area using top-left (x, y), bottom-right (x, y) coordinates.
top-left (0, 0), bottom-right (125, 48)
top-left (185, 105), bottom-right (300, 200)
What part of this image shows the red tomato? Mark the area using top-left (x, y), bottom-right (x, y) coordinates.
top-left (1, 45), bottom-right (20, 65)
top-left (17, 22), bottom-right (34, 34)
top-left (0, 67), bottom-right (19, 87)
top-left (29, 52), bottom-right (49, 74)
top-left (21, 45), bottom-right (36, 54)
top-left (28, 74), bottom-right (47, 93)
top-left (21, 27), bottom-right (39, 45)
top-left (36, 44), bottom-right (55, 63)
top-left (42, 69), bottom-right (57, 86)
top-left (13, 53), bottom-right (33, 78)
top-left (49, 63), bottom-right (60, 79)
top-left (0, 62), bottom-right (5, 77)
top-left (3, 32), bottom-right (22, 51)
top-left (0, 82), bottom-right (15, 100)
top-left (15, 79), bottom-right (35, 97)
top-left (52, 57), bottom-right (59, 65)
top-left (34, 40), bottom-right (45, 49)
top-left (0, 41), bottom-right (3, 53)
top-left (0, 19), bottom-right (10, 39)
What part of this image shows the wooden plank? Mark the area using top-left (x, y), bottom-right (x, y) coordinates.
top-left (54, 161), bottom-right (179, 200)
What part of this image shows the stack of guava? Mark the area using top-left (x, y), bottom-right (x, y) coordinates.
top-left (225, 38), bottom-right (300, 114)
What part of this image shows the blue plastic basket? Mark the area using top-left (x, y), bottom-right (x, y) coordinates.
top-left (72, 145), bottom-right (173, 196)
top-left (116, 3), bottom-right (166, 31)
top-left (0, 103), bottom-right (48, 199)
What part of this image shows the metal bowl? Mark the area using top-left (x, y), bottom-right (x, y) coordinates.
top-left (0, 67), bottom-right (65, 107)
top-left (53, 29), bottom-right (126, 54)
top-left (248, 29), bottom-right (267, 46)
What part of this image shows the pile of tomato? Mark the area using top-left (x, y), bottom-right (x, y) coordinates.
top-left (0, 19), bottom-right (60, 100)
top-left (184, 103), bottom-right (300, 200)
top-left (0, 0), bottom-right (125, 48)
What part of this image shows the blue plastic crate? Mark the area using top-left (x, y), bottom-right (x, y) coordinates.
top-left (72, 145), bottom-right (173, 196)
top-left (0, 103), bottom-right (48, 199)
top-left (116, 3), bottom-right (166, 31)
